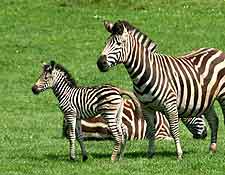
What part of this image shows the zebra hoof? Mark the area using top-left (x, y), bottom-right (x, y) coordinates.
top-left (177, 155), bottom-right (183, 160)
top-left (111, 156), bottom-right (117, 162)
top-left (82, 155), bottom-right (88, 162)
top-left (209, 143), bottom-right (217, 153)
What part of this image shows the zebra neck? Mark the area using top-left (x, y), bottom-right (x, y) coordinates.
top-left (52, 80), bottom-right (74, 101)
top-left (124, 43), bottom-right (156, 95)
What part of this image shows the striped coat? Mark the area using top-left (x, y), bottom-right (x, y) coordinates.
top-left (78, 99), bottom-right (207, 141)
top-left (97, 20), bottom-right (224, 159)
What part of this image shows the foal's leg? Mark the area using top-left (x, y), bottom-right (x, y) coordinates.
top-left (119, 123), bottom-right (128, 160)
top-left (75, 119), bottom-right (88, 161)
top-left (115, 100), bottom-right (127, 160)
top-left (66, 115), bottom-right (76, 160)
top-left (104, 107), bottom-right (123, 161)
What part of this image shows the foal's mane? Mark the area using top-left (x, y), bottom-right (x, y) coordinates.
top-left (114, 20), bottom-right (157, 53)
top-left (55, 64), bottom-right (77, 87)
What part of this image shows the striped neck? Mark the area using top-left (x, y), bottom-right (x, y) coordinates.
top-left (124, 36), bottom-right (155, 94)
top-left (130, 29), bottom-right (157, 53)
top-left (116, 21), bottom-right (157, 53)
top-left (52, 76), bottom-right (74, 101)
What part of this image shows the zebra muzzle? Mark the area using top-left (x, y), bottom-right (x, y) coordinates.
top-left (32, 85), bottom-right (40, 95)
top-left (97, 55), bottom-right (108, 72)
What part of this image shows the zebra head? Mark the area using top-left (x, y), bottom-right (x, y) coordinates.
top-left (97, 20), bottom-right (131, 72)
top-left (97, 20), bottom-right (157, 72)
top-left (32, 61), bottom-right (56, 95)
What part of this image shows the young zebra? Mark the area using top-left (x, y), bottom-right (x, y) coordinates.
top-left (64, 99), bottom-right (207, 140)
top-left (31, 60), bottom-right (140, 161)
top-left (97, 20), bottom-right (225, 159)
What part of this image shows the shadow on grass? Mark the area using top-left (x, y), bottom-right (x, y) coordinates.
top-left (91, 150), bottom-right (195, 159)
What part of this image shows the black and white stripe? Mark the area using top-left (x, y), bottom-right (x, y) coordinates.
top-left (97, 20), bottom-right (225, 159)
top-left (32, 60), bottom-right (140, 161)
top-left (68, 99), bottom-right (207, 141)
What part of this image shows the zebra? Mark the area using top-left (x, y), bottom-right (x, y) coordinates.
top-left (97, 20), bottom-right (225, 159)
top-left (63, 99), bottom-right (207, 140)
top-left (31, 60), bottom-right (141, 162)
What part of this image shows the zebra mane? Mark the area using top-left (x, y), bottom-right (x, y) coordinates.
top-left (54, 63), bottom-right (77, 87)
top-left (114, 20), bottom-right (157, 53)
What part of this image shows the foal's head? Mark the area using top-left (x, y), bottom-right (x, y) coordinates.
top-left (32, 61), bottom-right (56, 95)
top-left (32, 61), bottom-right (77, 95)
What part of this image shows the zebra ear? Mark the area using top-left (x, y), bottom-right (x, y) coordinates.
top-left (104, 20), bottom-right (114, 33)
top-left (48, 60), bottom-right (55, 72)
top-left (50, 60), bottom-right (55, 68)
top-left (111, 21), bottom-right (124, 35)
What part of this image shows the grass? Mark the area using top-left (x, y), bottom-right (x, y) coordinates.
top-left (1, 0), bottom-right (225, 174)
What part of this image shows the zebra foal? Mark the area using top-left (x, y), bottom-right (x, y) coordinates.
top-left (31, 60), bottom-right (140, 161)
top-left (97, 20), bottom-right (225, 159)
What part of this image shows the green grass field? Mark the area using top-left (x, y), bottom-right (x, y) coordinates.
top-left (1, 0), bottom-right (225, 174)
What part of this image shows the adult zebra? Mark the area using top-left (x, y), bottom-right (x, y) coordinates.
top-left (65, 99), bottom-right (207, 140)
top-left (32, 60), bottom-right (141, 161)
top-left (97, 20), bottom-right (225, 159)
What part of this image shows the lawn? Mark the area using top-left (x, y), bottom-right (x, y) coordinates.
top-left (1, 0), bottom-right (225, 174)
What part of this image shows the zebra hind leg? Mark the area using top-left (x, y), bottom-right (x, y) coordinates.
top-left (116, 100), bottom-right (127, 160)
top-left (119, 123), bottom-right (128, 160)
top-left (204, 106), bottom-right (218, 154)
top-left (104, 113), bottom-right (123, 161)
top-left (181, 116), bottom-right (207, 140)
top-left (76, 119), bottom-right (88, 161)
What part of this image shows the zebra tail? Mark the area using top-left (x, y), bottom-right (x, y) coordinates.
top-left (118, 89), bottom-right (142, 118)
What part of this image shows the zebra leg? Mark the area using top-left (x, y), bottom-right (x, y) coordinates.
top-left (181, 116), bottom-right (207, 139)
top-left (75, 119), bottom-right (88, 161)
top-left (104, 114), bottom-right (123, 161)
top-left (142, 107), bottom-right (156, 158)
top-left (165, 106), bottom-right (183, 160)
top-left (119, 123), bottom-right (128, 160)
top-left (116, 100), bottom-right (127, 160)
top-left (204, 106), bottom-right (218, 153)
top-left (66, 116), bottom-right (77, 160)
top-left (62, 117), bottom-right (69, 138)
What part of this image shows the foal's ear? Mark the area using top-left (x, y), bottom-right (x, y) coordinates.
top-left (50, 60), bottom-right (55, 67)
top-left (42, 62), bottom-right (48, 70)
top-left (104, 20), bottom-right (114, 33)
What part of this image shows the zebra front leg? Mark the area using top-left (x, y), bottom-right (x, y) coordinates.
top-left (204, 106), bottom-right (218, 153)
top-left (76, 119), bottom-right (88, 161)
top-left (142, 107), bottom-right (156, 158)
top-left (166, 107), bottom-right (183, 160)
top-left (66, 116), bottom-right (76, 161)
